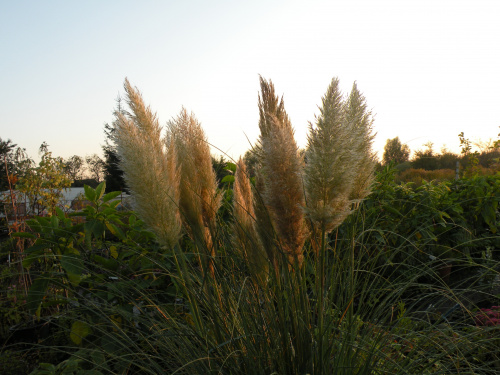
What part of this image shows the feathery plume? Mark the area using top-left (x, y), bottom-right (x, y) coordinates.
top-left (255, 77), bottom-right (307, 267)
top-left (113, 78), bottom-right (181, 248)
top-left (232, 158), bottom-right (268, 282)
top-left (344, 82), bottom-right (376, 204)
top-left (304, 78), bottom-right (375, 235)
top-left (167, 108), bottom-right (222, 256)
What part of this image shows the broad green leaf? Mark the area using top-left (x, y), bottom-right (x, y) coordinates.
top-left (102, 207), bottom-right (118, 216)
top-left (102, 190), bottom-right (121, 203)
top-left (225, 162), bottom-right (237, 173)
top-left (105, 222), bottom-right (125, 240)
top-left (95, 182), bottom-right (106, 201)
top-left (59, 254), bottom-right (84, 274)
top-left (440, 211), bottom-right (451, 219)
top-left (85, 220), bottom-right (105, 241)
top-left (108, 200), bottom-right (121, 209)
top-left (60, 254), bottom-right (84, 286)
top-left (55, 206), bottom-right (65, 220)
top-left (129, 215), bottom-right (137, 226)
top-left (84, 184), bottom-right (96, 202)
top-left (221, 175), bottom-right (235, 184)
top-left (93, 255), bottom-right (118, 271)
top-left (482, 205), bottom-right (497, 233)
top-left (110, 245), bottom-right (118, 259)
top-left (70, 320), bottom-right (91, 345)
top-left (50, 215), bottom-right (60, 229)
top-left (90, 350), bottom-right (107, 368)
top-left (22, 252), bottom-right (40, 268)
top-left (26, 218), bottom-right (43, 233)
top-left (27, 276), bottom-right (50, 314)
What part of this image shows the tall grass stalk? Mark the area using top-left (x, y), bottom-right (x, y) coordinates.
top-left (19, 207), bottom-right (499, 374)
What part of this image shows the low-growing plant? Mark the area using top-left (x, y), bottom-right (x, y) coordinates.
top-left (396, 168), bottom-right (455, 186)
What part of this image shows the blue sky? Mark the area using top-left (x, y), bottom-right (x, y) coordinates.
top-left (1, 0), bottom-right (499, 162)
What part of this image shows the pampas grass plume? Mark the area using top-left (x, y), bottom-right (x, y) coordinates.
top-left (167, 108), bottom-right (222, 255)
top-left (232, 158), bottom-right (268, 282)
top-left (256, 77), bottom-right (308, 267)
top-left (113, 78), bottom-right (181, 248)
top-left (304, 78), bottom-right (375, 235)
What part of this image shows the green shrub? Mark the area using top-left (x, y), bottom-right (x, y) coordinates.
top-left (396, 168), bottom-right (455, 186)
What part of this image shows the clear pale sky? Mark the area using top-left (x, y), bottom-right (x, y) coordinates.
top-left (1, 0), bottom-right (499, 162)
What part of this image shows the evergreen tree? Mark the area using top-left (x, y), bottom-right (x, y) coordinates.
top-left (102, 97), bottom-right (128, 192)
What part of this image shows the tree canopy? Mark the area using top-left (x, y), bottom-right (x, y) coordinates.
top-left (382, 137), bottom-right (410, 165)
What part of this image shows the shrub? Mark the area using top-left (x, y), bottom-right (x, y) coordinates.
top-left (396, 168), bottom-right (455, 186)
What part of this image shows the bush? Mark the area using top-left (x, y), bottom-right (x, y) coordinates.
top-left (396, 168), bottom-right (455, 185)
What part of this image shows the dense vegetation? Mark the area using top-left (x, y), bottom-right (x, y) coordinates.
top-left (1, 77), bottom-right (499, 374)
top-left (382, 132), bottom-right (500, 186)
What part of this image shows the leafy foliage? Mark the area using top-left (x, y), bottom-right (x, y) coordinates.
top-left (15, 143), bottom-right (73, 217)
top-left (383, 136), bottom-right (410, 165)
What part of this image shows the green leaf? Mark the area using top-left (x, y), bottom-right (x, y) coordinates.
top-left (109, 246), bottom-right (119, 259)
top-left (70, 320), bottom-right (91, 345)
top-left (95, 182), bottom-right (106, 201)
top-left (383, 205), bottom-right (403, 217)
top-left (482, 205), bottom-right (497, 233)
top-left (27, 276), bottom-right (50, 314)
top-left (93, 255), bottom-right (118, 271)
top-left (105, 222), bottom-right (124, 239)
top-left (22, 252), bottom-right (40, 268)
top-left (60, 254), bottom-right (85, 286)
top-left (55, 207), bottom-right (65, 220)
top-left (221, 175), bottom-right (235, 184)
top-left (26, 218), bottom-right (43, 233)
top-left (50, 215), bottom-right (60, 229)
top-left (90, 350), bottom-right (107, 368)
top-left (38, 363), bottom-right (56, 372)
top-left (440, 211), bottom-right (451, 219)
top-left (225, 162), bottom-right (237, 173)
top-left (101, 207), bottom-right (118, 216)
top-left (84, 185), bottom-right (96, 202)
top-left (102, 190), bottom-right (121, 203)
top-left (85, 220), bottom-right (105, 242)
top-left (129, 214), bottom-right (137, 226)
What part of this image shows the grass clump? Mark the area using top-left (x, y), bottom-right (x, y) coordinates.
top-left (2, 76), bottom-right (500, 374)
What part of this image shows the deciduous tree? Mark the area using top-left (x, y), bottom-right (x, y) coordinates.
top-left (63, 155), bottom-right (85, 181)
top-left (16, 142), bottom-right (72, 216)
top-left (0, 138), bottom-right (18, 191)
top-left (85, 154), bottom-right (105, 183)
top-left (382, 137), bottom-right (410, 165)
